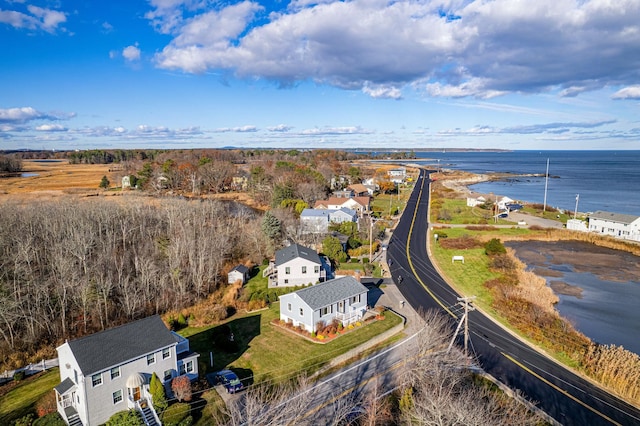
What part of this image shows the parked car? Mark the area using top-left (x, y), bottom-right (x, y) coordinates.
top-left (216, 369), bottom-right (244, 393)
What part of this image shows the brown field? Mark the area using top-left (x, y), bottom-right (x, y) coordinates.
top-left (0, 160), bottom-right (116, 198)
top-left (0, 160), bottom-right (268, 210)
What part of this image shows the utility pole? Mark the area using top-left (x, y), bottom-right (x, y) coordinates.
top-left (447, 296), bottom-right (476, 356)
top-left (543, 158), bottom-right (549, 213)
top-left (574, 194), bottom-right (580, 220)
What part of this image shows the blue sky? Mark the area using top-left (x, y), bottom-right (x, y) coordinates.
top-left (1, 0), bottom-right (639, 150)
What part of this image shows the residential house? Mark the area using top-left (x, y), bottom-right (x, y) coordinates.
top-left (279, 276), bottom-right (369, 332)
top-left (314, 196), bottom-right (371, 216)
top-left (264, 243), bottom-right (332, 287)
top-left (228, 264), bottom-right (250, 284)
top-left (588, 210), bottom-right (640, 242)
top-left (346, 184), bottom-right (370, 197)
top-left (387, 167), bottom-right (406, 184)
top-left (54, 316), bottom-right (199, 426)
top-left (466, 196), bottom-right (487, 207)
top-left (121, 176), bottom-right (131, 189)
top-left (300, 208), bottom-right (358, 234)
top-left (332, 189), bottom-right (355, 198)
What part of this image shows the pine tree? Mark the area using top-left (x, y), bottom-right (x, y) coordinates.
top-left (99, 175), bottom-right (110, 189)
top-left (150, 372), bottom-right (168, 412)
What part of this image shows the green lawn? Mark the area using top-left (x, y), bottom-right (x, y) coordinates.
top-left (182, 306), bottom-right (402, 384)
top-left (337, 261), bottom-right (383, 278)
top-left (0, 368), bottom-right (60, 425)
top-left (371, 185), bottom-right (413, 217)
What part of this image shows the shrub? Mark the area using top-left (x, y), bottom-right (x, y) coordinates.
top-left (106, 410), bottom-right (144, 426)
top-left (177, 313), bottom-right (187, 328)
top-left (14, 414), bottom-right (34, 426)
top-left (484, 238), bottom-right (506, 256)
top-left (13, 370), bottom-right (25, 381)
top-left (35, 390), bottom-right (57, 417)
top-left (171, 376), bottom-right (193, 402)
top-left (440, 236), bottom-right (481, 250)
top-left (33, 413), bottom-right (66, 426)
top-left (210, 305), bottom-right (228, 322)
top-left (150, 372), bottom-right (168, 412)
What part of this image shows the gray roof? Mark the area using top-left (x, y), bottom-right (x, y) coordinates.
top-left (300, 209), bottom-right (330, 218)
top-left (333, 207), bottom-right (357, 217)
top-left (66, 315), bottom-right (177, 376)
top-left (275, 243), bottom-right (321, 267)
top-left (590, 210), bottom-right (639, 224)
top-left (290, 276), bottom-right (368, 310)
top-left (231, 264), bottom-right (249, 274)
top-left (54, 377), bottom-right (76, 395)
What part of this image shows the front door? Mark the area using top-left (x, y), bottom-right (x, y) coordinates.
top-left (132, 387), bottom-right (141, 401)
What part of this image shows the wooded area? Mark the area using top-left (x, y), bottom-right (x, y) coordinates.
top-left (0, 197), bottom-right (266, 369)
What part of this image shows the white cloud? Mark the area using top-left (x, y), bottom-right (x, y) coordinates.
top-left (123, 44), bottom-right (141, 61)
top-left (215, 125), bottom-right (258, 133)
top-left (267, 124), bottom-right (292, 132)
top-left (0, 5), bottom-right (66, 33)
top-left (612, 86), bottom-right (640, 100)
top-left (35, 124), bottom-right (67, 132)
top-left (300, 126), bottom-right (372, 136)
top-left (150, 0), bottom-right (640, 99)
top-left (0, 107), bottom-right (41, 123)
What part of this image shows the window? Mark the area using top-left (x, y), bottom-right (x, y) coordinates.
top-left (299, 308), bottom-right (304, 316)
top-left (74, 370), bottom-right (78, 384)
top-left (91, 373), bottom-right (102, 387)
top-left (314, 266), bottom-right (320, 273)
top-left (302, 266), bottom-right (307, 274)
top-left (285, 267), bottom-right (291, 275)
top-left (284, 279), bottom-right (289, 284)
top-left (288, 303), bottom-right (292, 311)
top-left (110, 367), bottom-right (120, 380)
top-left (113, 389), bottom-right (123, 404)
top-left (186, 361), bottom-right (194, 373)
top-left (162, 348), bottom-right (171, 360)
top-left (179, 364), bottom-right (186, 375)
top-left (147, 353), bottom-right (155, 365)
top-left (321, 307), bottom-right (329, 316)
top-left (164, 369), bottom-right (172, 381)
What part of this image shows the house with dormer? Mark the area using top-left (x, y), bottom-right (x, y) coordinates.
top-left (54, 316), bottom-right (199, 426)
top-left (264, 243), bottom-right (332, 288)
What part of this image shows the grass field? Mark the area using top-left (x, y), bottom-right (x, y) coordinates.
top-left (182, 304), bottom-right (402, 384)
top-left (0, 369), bottom-right (60, 425)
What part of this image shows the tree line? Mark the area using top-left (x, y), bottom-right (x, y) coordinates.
top-left (0, 196), bottom-right (269, 370)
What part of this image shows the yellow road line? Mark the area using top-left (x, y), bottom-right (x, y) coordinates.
top-left (501, 352), bottom-right (621, 426)
top-left (405, 172), bottom-right (456, 318)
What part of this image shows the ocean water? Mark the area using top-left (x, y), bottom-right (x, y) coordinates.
top-left (412, 150), bottom-right (640, 216)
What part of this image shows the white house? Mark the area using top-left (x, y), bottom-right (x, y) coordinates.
top-left (228, 264), bottom-right (250, 284)
top-left (315, 197), bottom-right (371, 216)
top-left (466, 196), bottom-right (487, 207)
top-left (279, 276), bottom-right (369, 332)
top-left (300, 208), bottom-right (359, 234)
top-left (588, 210), bottom-right (640, 242)
top-left (387, 167), bottom-right (406, 184)
top-left (264, 243), bottom-right (332, 287)
top-left (54, 316), bottom-right (199, 426)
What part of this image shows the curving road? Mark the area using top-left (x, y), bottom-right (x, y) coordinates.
top-left (387, 169), bottom-right (640, 426)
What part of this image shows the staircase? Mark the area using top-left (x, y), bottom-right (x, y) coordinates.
top-left (140, 404), bottom-right (159, 426)
top-left (67, 414), bottom-right (83, 426)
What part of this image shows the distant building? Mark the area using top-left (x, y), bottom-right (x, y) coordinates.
top-left (121, 176), bottom-right (131, 189)
top-left (588, 211), bottom-right (640, 242)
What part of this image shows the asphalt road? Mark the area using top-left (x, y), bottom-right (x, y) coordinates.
top-left (387, 169), bottom-right (640, 426)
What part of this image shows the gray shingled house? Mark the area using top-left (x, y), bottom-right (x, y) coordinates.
top-left (54, 315), bottom-right (199, 426)
top-left (279, 276), bottom-right (368, 332)
top-left (264, 243), bottom-right (333, 287)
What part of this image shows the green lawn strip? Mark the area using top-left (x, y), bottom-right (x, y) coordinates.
top-left (429, 228), bottom-right (589, 370)
top-left (371, 187), bottom-right (412, 217)
top-left (0, 368), bottom-right (60, 424)
top-left (182, 307), bottom-right (403, 385)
